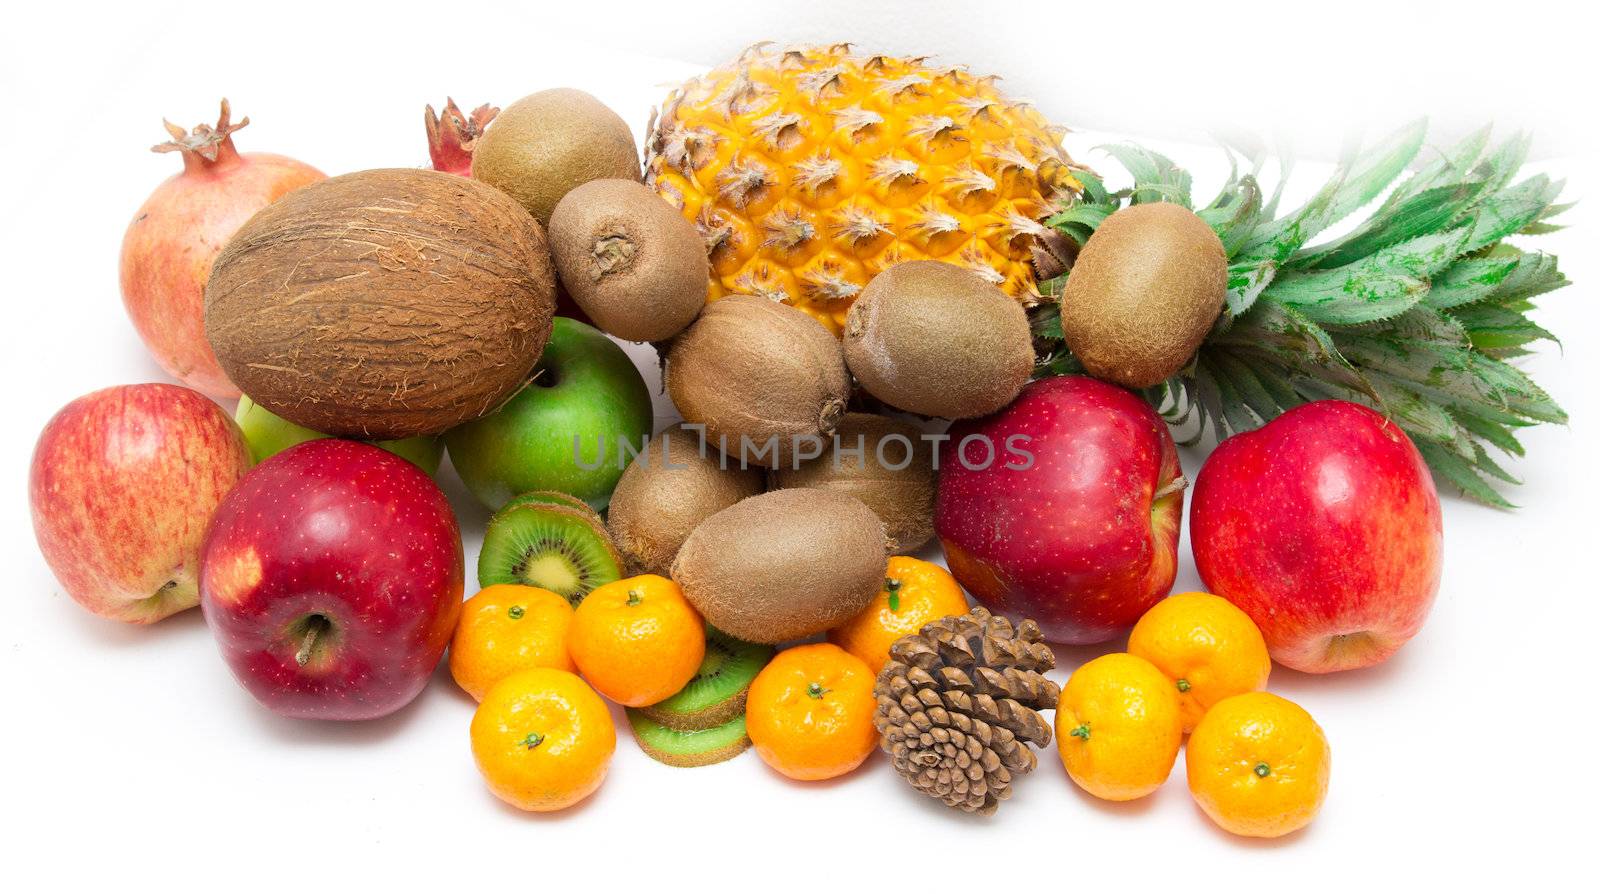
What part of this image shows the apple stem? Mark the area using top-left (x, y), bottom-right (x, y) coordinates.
top-left (295, 616), bottom-right (331, 667)
top-left (1152, 476), bottom-right (1189, 503)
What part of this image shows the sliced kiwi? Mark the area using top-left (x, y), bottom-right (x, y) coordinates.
top-left (627, 709), bottom-right (750, 768)
top-left (478, 499), bottom-right (623, 605)
top-left (639, 629), bottom-right (772, 731)
top-left (503, 489), bottom-right (606, 527)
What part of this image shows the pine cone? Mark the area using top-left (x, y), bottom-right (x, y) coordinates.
top-left (873, 606), bottom-right (1060, 815)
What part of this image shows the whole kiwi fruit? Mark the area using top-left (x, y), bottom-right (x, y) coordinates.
top-left (844, 261), bottom-right (1033, 419)
top-left (471, 88), bottom-right (641, 226)
top-left (1058, 202), bottom-right (1227, 389)
top-left (548, 179), bottom-right (708, 342)
top-left (664, 295), bottom-right (850, 468)
top-left (772, 413), bottom-right (935, 553)
top-left (608, 424), bottom-right (765, 575)
top-left (206, 168), bottom-right (555, 440)
top-left (671, 488), bottom-right (888, 644)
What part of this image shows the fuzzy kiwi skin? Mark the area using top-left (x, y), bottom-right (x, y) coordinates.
top-left (844, 261), bottom-right (1033, 420)
top-left (206, 168), bottom-right (555, 440)
top-left (1059, 203), bottom-right (1228, 389)
top-left (665, 295), bottom-right (851, 468)
top-left (608, 424), bottom-right (765, 576)
top-left (671, 489), bottom-right (888, 644)
top-left (772, 413), bottom-right (935, 554)
top-left (471, 89), bottom-right (640, 227)
top-left (548, 179), bottom-right (708, 342)
top-left (627, 710), bottom-right (750, 768)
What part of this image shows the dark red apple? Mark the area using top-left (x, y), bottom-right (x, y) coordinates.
top-left (30, 383), bottom-right (252, 623)
top-left (200, 439), bottom-right (463, 719)
top-left (936, 375), bottom-right (1185, 644)
top-left (1191, 399), bottom-right (1442, 673)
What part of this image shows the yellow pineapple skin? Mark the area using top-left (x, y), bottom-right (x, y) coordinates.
top-left (646, 43), bottom-right (1081, 333)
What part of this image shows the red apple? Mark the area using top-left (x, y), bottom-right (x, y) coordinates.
top-left (1191, 399), bottom-right (1442, 673)
top-left (936, 376), bottom-right (1185, 644)
top-left (200, 439), bottom-right (463, 720)
top-left (30, 384), bottom-right (251, 623)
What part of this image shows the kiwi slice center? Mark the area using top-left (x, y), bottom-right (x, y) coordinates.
top-left (516, 552), bottom-right (584, 595)
top-left (479, 501), bottom-right (623, 606)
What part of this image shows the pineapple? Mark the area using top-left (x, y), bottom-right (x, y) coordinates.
top-left (645, 42), bottom-right (1083, 332)
top-left (648, 44), bottom-right (1571, 506)
top-left (1033, 123), bottom-right (1571, 506)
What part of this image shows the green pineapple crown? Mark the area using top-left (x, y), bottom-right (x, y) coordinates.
top-left (1032, 121), bottom-right (1571, 507)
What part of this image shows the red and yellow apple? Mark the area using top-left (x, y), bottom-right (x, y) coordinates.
top-left (200, 439), bottom-right (463, 720)
top-left (935, 376), bottom-right (1185, 644)
top-left (1191, 400), bottom-right (1443, 673)
top-left (30, 383), bottom-right (251, 623)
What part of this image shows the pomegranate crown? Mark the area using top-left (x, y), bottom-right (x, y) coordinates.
top-left (425, 98), bottom-right (499, 176)
top-left (152, 98), bottom-right (248, 161)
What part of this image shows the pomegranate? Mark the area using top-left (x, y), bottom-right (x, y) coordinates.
top-left (119, 100), bottom-right (324, 398)
top-left (424, 98), bottom-right (497, 175)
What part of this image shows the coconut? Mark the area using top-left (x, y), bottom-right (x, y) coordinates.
top-left (608, 424), bottom-right (765, 575)
top-left (772, 413), bottom-right (936, 553)
top-left (205, 168), bottom-right (556, 439)
top-left (671, 489), bottom-right (888, 644)
top-left (1058, 202), bottom-right (1228, 389)
top-left (664, 295), bottom-right (850, 468)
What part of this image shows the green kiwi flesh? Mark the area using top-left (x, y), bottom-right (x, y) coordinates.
top-left (627, 709), bottom-right (750, 768)
top-left (638, 629), bottom-right (772, 731)
top-left (478, 500), bottom-right (623, 605)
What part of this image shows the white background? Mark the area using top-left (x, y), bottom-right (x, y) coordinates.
top-left (4, 1), bottom-right (1598, 890)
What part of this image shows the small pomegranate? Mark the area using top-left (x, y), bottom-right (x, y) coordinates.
top-left (424, 98), bottom-right (498, 176)
top-left (119, 100), bottom-right (325, 398)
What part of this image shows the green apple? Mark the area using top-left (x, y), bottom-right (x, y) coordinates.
top-left (445, 317), bottom-right (653, 511)
top-left (234, 396), bottom-right (443, 474)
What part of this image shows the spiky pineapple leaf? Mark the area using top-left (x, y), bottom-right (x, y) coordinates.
top-left (1044, 203), bottom-right (1116, 247)
top-left (1096, 144), bottom-right (1193, 207)
top-left (1424, 248), bottom-right (1527, 309)
top-left (1416, 441), bottom-right (1515, 508)
top-left (1197, 175), bottom-right (1265, 255)
top-left (1226, 120), bottom-right (1427, 314)
top-left (1292, 182), bottom-right (1486, 271)
top-left (1459, 174), bottom-right (1566, 254)
top-left (1036, 121), bottom-right (1571, 505)
top-left (1335, 335), bottom-right (1566, 425)
top-left (1451, 303), bottom-right (1557, 352)
top-left (1451, 406), bottom-right (1527, 457)
top-left (1265, 228), bottom-right (1469, 325)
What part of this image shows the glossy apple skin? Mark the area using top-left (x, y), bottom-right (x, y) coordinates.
top-left (936, 376), bottom-right (1184, 644)
top-left (30, 384), bottom-right (251, 623)
top-left (200, 439), bottom-right (463, 720)
top-left (445, 317), bottom-right (651, 511)
top-left (1191, 400), bottom-right (1443, 673)
top-left (234, 396), bottom-right (442, 474)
